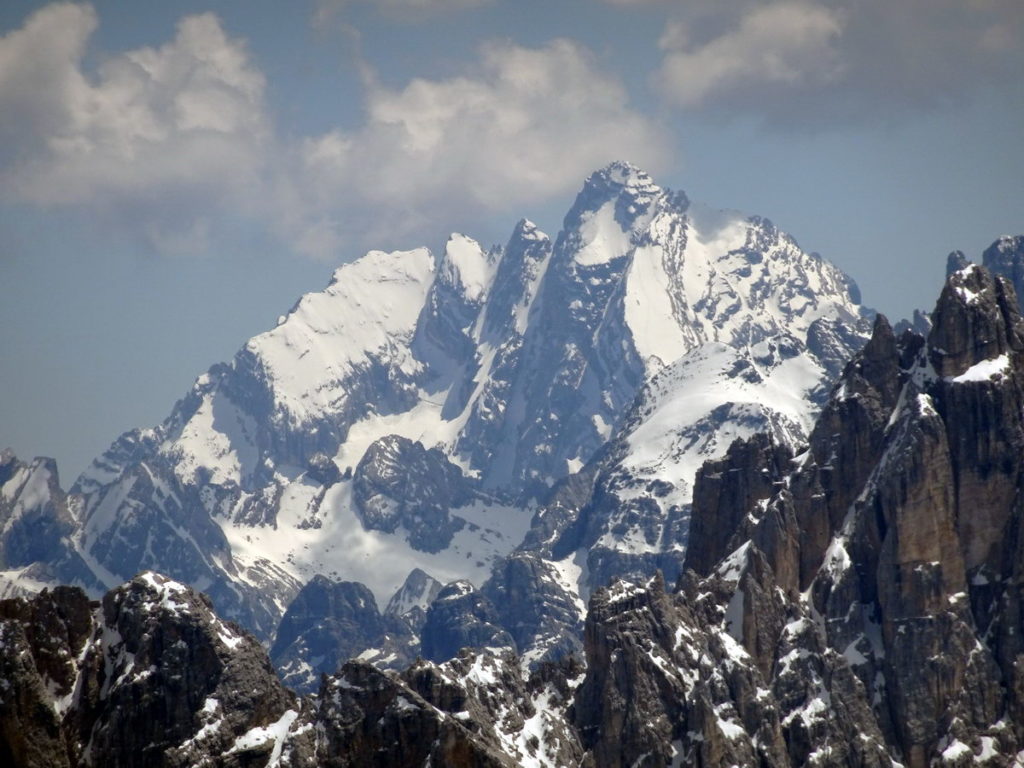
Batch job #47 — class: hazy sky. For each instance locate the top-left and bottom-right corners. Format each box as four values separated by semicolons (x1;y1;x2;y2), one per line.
2;0;1022;479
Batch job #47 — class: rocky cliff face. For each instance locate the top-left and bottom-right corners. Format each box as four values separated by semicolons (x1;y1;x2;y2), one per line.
352;435;474;553
270;575;418;695
567;260;1024;766
0;452;104;600
0;574;309;768
0;577;582;768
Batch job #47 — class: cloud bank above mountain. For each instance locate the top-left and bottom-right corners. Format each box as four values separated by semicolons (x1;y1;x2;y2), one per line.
0;3;667;257
2;0;1019;259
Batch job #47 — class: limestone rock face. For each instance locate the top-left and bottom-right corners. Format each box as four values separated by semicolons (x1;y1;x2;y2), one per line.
270;575;417;694
482;551;584;667
0;574;310;768
0;585;92;768
568;261;1024;767
0;452;104;598
982;235;1024;308
420;581;514;662
384;567;443;636
685;432;791;577
315;660;513;768
317;648;583;768
1;577;578;768
352;434;473;553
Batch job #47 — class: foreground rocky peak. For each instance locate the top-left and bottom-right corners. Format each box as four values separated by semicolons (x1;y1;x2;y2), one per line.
651;261;1024;765
0;574;306;768
1;577;583;767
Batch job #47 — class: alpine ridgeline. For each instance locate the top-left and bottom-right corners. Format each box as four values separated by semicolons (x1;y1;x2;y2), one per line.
1;163;871;686
5;255;1024;766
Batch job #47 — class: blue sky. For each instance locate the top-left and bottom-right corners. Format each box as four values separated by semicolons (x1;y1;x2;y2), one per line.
1;0;1022;478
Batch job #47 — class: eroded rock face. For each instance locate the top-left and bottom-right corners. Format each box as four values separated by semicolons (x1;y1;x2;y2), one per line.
568;263;1024;767
271;575;417;695
315;660;513;768
982;235;1024;309
352;435;473;553
0;586;92;768
420;581;514;662
317;648;584;768
1;577;579;768
0;453;104;599
686;432;792;577
0;574;310;768
384;567;442;637
482;551;584;668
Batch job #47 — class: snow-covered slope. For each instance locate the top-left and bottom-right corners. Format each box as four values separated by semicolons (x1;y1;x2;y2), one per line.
4;162;871;655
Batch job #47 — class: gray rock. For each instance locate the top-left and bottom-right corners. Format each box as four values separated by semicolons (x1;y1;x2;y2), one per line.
420;581;514;662
271;575;416;695
384;567;442;637
352;434;473;553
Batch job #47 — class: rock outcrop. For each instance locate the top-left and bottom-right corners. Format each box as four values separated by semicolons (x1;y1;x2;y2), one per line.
0;574;309;768
569;261;1024;766
0;577;581;768
271;575;418;694
420;581;515;662
352;435;473;553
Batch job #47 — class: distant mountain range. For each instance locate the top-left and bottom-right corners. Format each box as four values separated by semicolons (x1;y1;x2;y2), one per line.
3;162;1023;766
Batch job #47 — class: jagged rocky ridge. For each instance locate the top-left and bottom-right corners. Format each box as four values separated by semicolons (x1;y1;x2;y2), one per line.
567;258;1024;766
0;574;582;767
0;162;872;686
5;253;1024;766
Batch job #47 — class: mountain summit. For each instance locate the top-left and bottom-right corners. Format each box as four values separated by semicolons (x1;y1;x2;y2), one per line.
6;244;1024;767
1;163;871;676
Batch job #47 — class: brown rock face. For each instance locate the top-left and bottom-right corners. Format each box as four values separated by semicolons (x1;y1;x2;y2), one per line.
0;576;581;768
569;261;1024;766
0;574;309;768
0;586;93;768
317;649;583;768
686;433;792;577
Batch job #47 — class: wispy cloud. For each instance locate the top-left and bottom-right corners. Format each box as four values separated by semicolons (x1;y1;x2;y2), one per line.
0;4;669;260
656;2;844;108
649;0;1024;126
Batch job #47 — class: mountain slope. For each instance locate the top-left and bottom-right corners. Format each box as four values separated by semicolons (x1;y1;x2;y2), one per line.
1;163;870;667
571;260;1024;766
5;258;1024;766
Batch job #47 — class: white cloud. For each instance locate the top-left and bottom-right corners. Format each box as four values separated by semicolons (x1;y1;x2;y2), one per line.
282;38;670;258
0;5;669;261
656;2;844;107
0;3;269;251
650;0;1024;124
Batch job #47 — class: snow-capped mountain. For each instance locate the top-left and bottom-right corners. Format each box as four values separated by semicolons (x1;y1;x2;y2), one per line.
1;162;871;664
7;257;1024;766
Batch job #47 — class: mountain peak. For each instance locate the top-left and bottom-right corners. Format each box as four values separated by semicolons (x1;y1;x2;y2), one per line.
439;233;493;304
595;159;654;184
578;161;661;204
511;217;548;243
929;262;1024;378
